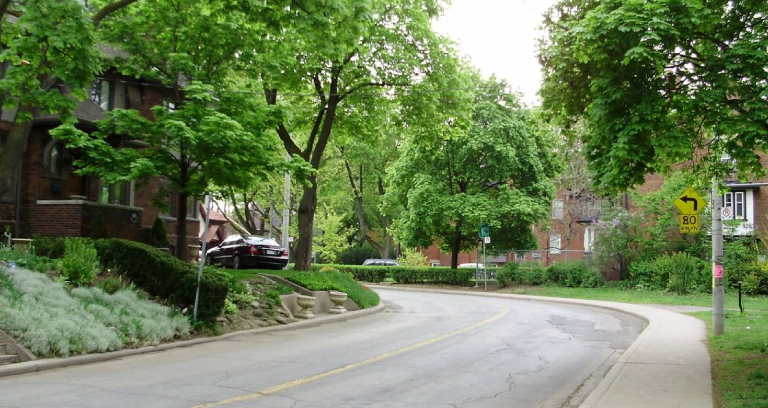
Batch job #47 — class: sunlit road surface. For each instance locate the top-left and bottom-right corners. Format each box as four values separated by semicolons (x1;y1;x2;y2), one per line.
0;288;643;408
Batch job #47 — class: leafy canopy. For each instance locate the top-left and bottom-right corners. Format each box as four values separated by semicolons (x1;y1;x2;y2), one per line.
540;0;768;192
387;74;557;258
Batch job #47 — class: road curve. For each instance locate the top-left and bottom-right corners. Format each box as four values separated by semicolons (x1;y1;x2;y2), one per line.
0;289;644;408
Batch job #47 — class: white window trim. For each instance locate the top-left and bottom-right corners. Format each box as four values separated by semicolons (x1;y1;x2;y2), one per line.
549;234;561;255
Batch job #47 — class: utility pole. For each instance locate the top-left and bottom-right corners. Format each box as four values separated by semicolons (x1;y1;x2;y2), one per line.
712;179;725;335
282;155;291;264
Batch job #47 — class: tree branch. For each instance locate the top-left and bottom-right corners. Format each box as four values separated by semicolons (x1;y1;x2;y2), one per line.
92;0;140;27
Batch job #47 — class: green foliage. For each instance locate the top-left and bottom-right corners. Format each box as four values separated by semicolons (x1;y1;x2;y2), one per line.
540;0;768;192
30;236;66;259
546;260;605;288
397;248;429;267
390;267;474;286
0;265;190;357
58;238;99;287
312;206;349;264
96;276;126;295
518;262;547;286
653;253;708;295
312;264;389;283
497;262;521;287
0;246;52;273
147;217;169;248
387;73;556;265
270;269;379;309
335;244;381;266
94;239;229;323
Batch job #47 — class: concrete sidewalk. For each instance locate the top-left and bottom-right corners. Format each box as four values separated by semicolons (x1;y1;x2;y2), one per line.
373;286;713;408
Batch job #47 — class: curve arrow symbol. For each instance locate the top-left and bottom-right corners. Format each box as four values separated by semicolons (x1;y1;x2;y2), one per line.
680;195;698;212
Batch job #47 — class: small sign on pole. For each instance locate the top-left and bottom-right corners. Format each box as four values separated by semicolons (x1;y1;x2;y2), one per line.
479;223;489;238
484;236;491;244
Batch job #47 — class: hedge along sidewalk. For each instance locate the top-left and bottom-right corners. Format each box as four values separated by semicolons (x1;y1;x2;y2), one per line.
0;301;387;379
371;285;713;408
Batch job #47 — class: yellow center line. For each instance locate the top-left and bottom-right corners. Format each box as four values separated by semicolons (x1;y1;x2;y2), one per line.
189;304;509;408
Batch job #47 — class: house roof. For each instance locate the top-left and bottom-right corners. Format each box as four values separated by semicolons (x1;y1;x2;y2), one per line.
34;98;106;125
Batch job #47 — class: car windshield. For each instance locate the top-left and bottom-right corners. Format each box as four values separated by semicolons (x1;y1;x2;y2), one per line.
244;237;279;246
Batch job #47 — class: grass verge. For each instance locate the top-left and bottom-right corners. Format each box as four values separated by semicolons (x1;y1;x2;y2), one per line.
224;268;380;309
505;285;768;408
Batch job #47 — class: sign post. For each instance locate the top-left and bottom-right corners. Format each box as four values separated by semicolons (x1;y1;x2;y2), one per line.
479;224;489;290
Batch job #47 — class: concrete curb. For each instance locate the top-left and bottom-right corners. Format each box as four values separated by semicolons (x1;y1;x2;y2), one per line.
370;285;713;408
0;302;387;379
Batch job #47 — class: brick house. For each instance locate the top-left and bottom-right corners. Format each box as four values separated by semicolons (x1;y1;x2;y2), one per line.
535;161;768;275
0;70;200;258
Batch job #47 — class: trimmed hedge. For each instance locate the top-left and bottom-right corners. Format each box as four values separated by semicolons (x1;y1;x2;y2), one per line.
390;267;474;285
312;264;389;283
94;239;229;323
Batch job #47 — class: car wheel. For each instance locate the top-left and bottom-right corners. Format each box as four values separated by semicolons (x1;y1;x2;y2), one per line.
233;255;241;270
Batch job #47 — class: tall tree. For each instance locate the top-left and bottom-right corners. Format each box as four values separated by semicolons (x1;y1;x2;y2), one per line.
386;75;557;268
0;0;135;199
57;0;282;261
253;0;454;270
539;0;768;192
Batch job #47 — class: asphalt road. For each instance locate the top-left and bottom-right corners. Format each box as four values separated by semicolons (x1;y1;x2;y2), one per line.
0;289;643;408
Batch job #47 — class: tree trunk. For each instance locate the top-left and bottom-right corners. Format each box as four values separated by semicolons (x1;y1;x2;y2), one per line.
0;106;36;199
176;192;189;262
450;221;462;269
293;175;318;270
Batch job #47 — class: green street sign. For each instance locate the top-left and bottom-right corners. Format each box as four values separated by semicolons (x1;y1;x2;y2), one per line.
479;223;489;238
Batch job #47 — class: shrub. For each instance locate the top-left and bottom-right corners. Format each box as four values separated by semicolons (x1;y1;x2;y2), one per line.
147;217;169;248
335;244;381;265
0;246;52;273
58;238;100;286
546;260;605;288
311;264;389;283
96;276;126;295
397;248;430;267
627;260;655;288
650;252;708;294
30;236;66;259
0;266;189;357
94;239;229;323
519;262;546;285
390;267;473;286
497;262;521;287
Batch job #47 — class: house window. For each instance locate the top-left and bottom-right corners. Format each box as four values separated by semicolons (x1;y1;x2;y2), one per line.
99;181;131;206
552;199;564;219
164;193;199;219
42;140;69;178
722;191;746;220
90;79;113;111
584;226;595;253
549;234;561;254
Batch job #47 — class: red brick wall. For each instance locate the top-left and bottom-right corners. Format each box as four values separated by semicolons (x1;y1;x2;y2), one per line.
25;201;143;240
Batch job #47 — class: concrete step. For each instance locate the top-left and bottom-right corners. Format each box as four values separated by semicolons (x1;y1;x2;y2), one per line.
0;354;19;365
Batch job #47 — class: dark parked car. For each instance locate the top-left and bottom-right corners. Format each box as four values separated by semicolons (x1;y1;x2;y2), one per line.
205;234;288;270
362;259;399;266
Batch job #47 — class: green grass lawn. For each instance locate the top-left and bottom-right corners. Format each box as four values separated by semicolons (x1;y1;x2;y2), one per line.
224;268;380;309
507;285;768;408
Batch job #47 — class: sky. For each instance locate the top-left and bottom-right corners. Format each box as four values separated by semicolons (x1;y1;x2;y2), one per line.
432;0;559;106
